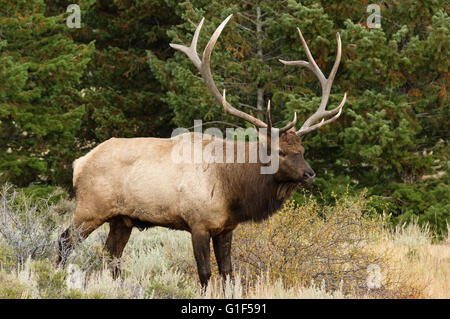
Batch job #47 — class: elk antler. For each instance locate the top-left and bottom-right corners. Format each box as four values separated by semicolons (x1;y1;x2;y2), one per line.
280;28;347;137
170;15;297;134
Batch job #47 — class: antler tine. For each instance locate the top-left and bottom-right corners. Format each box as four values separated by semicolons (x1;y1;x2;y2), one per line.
222;89;227;112
266;100;298;134
169;18;205;70
294;93;346;136
279;112;297;134
279;29;347;137
170;15;267;129
266;100;272;131
327;32;342;92
279;28;326;86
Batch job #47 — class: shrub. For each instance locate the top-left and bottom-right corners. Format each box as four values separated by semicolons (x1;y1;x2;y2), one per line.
145;280;195;299
0;271;28;299
32;259;67;299
53;197;76;217
0;184;60;266
233;191;388;296
0;241;15;272
64;288;85;299
67;238;110;275
20;185;68;205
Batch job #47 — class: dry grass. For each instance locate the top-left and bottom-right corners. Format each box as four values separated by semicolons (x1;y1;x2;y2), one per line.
374;222;450;299
0;224;449;299
0;184;448;299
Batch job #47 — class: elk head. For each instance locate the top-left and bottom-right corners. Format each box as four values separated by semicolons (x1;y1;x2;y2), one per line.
170;15;347;186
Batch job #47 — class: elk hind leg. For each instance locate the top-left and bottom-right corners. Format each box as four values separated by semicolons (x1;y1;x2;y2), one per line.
104;216;133;280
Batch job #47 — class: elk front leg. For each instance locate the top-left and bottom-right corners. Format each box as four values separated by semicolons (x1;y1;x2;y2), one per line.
191;229;211;289
213;231;233;281
56;218;105;267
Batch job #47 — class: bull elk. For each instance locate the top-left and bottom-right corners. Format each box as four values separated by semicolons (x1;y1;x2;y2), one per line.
56;14;347;288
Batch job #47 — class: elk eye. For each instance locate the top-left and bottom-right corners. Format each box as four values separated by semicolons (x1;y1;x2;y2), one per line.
279;151;286;157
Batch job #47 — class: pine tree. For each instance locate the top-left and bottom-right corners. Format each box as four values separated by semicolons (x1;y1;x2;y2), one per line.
1;0;446;234
151;0;323;129
46;0;181;143
151;0;449;234
0;0;94;187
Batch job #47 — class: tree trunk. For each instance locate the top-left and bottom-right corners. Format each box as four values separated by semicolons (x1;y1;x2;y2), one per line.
256;5;264;120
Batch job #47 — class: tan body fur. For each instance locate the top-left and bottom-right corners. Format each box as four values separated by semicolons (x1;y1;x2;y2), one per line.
57;15;346;288
72;133;238;236
57;130;307;286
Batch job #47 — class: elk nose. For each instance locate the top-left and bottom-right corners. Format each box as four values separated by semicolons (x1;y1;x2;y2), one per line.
303;169;316;183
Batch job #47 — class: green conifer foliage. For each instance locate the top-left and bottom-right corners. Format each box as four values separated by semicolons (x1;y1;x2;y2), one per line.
56;0;181;142
0;1;447;234
0;0;94;187
153;1;449;234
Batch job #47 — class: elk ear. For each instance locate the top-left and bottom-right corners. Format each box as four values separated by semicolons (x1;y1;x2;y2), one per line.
287;126;296;134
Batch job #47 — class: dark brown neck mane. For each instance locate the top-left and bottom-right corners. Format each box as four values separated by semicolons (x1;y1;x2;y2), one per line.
216;140;298;223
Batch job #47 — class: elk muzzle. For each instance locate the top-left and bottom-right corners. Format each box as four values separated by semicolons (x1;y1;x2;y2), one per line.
301;167;316;185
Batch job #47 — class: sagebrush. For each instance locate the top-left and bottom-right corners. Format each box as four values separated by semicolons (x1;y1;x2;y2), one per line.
0;184;447;299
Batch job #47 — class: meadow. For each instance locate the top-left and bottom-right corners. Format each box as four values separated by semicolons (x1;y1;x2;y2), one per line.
0;184;448;299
